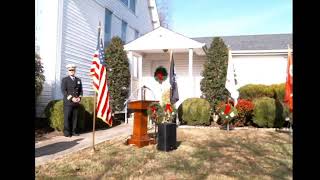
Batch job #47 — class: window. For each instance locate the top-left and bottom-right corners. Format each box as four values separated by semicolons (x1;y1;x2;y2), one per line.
134;30;139;39
120;0;136;14
104;9;112;46
129;0;136;13
121;20;127;43
121;0;128;6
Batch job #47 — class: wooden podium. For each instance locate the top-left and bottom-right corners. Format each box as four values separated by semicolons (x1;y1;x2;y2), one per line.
127;100;157;148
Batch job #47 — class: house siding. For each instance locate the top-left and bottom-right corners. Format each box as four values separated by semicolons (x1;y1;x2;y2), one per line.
36;0;154;117
232;54;287;87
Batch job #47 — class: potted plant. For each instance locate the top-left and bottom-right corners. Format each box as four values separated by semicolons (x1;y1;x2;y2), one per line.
147;102;177;149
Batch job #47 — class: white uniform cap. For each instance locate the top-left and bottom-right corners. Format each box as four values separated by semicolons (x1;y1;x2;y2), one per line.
66;64;76;70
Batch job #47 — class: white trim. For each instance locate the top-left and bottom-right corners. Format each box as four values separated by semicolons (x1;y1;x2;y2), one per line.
189;48;193;96
148;0;160;28
231;49;291;56
124;27;205;53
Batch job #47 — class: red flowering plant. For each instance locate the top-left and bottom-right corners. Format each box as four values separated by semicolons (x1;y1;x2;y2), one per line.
154;66;168;84
235;99;254;127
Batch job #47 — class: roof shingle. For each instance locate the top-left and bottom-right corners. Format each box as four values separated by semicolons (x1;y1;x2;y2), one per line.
192;34;292;50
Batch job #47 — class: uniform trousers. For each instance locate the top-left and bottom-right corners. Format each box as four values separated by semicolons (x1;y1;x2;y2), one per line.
63;104;79;136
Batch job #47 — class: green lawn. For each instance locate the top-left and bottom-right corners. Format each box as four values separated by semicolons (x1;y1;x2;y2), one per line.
36;128;292;180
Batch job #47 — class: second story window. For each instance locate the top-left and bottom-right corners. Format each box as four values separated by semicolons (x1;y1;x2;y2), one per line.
121;20;127;43
129;0;136;13
121;0;128;6
134;30;139;39
104;9;112;46
120;0;136;14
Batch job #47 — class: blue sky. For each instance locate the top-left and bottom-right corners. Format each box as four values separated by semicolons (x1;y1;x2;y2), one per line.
158;0;292;37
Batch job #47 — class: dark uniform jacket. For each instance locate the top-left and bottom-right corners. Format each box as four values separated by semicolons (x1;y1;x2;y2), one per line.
61;76;83;106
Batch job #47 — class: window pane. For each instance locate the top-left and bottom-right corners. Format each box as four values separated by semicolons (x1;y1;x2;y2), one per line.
129;0;136;13
121;0;128;6
104;9;112;46
135;30;139;39
121;20;127;43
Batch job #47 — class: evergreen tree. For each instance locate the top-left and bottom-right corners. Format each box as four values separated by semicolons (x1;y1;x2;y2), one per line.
35;52;45;98
105;37;131;112
200;37;229;111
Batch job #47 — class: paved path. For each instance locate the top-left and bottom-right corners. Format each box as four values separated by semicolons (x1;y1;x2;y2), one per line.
35;123;133;166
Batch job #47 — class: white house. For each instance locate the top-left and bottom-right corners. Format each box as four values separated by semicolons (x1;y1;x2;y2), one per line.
35;0;160;117
124;27;292;107
36;0;292;118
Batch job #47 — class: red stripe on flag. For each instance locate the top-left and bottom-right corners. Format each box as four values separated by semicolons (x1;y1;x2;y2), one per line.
101;91;109;117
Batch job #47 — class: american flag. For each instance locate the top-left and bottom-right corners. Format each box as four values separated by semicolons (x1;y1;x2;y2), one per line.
90;28;112;126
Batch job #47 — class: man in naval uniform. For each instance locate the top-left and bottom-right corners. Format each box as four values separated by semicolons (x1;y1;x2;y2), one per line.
61;64;83;137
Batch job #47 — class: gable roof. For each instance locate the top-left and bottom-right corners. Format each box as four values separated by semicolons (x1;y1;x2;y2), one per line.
124;27;206;55
192;34;292;50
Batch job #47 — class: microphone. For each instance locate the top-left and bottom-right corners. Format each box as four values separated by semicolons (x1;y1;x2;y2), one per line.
142;85;151;91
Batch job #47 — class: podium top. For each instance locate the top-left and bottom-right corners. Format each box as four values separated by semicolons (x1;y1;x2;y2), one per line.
128;100;159;110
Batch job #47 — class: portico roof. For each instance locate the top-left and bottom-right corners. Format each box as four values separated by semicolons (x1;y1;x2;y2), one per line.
124;27;206;55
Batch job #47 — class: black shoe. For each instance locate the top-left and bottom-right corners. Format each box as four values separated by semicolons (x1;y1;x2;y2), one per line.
72;133;80;136
64;134;71;137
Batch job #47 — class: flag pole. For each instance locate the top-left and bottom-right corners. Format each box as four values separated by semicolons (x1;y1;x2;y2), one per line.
287;44;293;136
92;92;97;152
92;21;102;152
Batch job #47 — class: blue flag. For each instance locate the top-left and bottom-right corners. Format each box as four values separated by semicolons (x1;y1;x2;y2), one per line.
170;53;179;104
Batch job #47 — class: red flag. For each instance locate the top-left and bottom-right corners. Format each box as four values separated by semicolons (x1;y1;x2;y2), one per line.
284;47;293;112
90;27;112;126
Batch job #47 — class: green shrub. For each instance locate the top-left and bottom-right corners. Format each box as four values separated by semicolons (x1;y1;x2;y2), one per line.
252;97;286;128
44;100;63;131
239;83;285;101
269;84;285;102
44;97;110;132
178;98;211;126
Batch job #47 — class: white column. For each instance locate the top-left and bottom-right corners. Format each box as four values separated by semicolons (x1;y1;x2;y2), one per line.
128;51;133;98
138;55;143;99
189;48;193;96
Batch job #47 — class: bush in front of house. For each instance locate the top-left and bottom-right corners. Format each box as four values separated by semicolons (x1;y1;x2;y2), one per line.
235;99;255;127
269;83;286;102
239;83;285;101
178;98;211;126
252;97;286;128
44;97;110;132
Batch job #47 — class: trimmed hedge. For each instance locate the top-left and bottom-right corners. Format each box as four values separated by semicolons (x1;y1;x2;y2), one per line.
252;97;288;128
178;98;211;126
239;83;285;102
44;97;110;132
